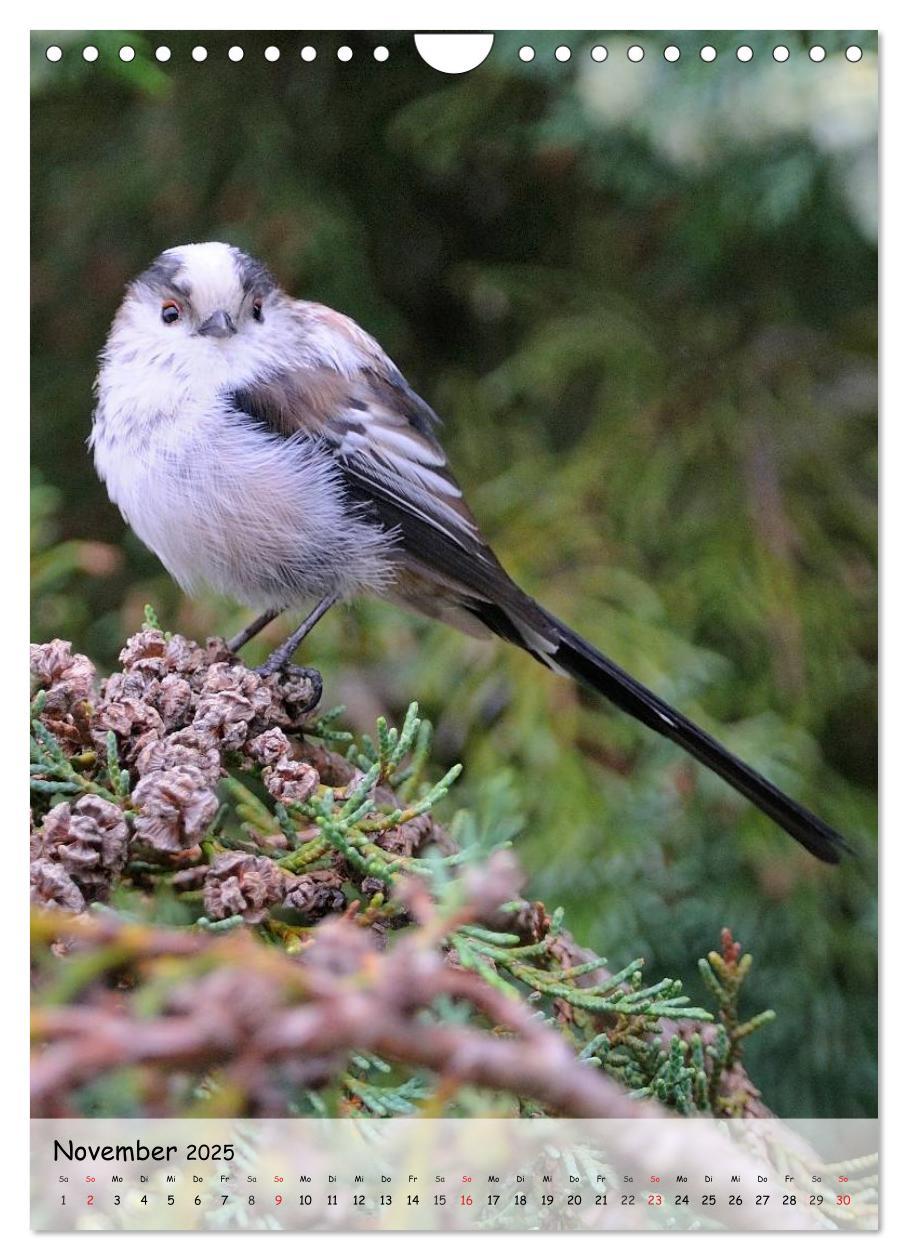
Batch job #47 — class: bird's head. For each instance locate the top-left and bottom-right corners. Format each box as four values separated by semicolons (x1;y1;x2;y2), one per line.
120;241;280;360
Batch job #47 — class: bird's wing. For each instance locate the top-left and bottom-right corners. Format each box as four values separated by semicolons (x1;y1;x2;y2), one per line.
225;305;545;635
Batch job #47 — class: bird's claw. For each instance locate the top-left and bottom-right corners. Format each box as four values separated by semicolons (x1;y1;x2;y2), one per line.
254;662;323;717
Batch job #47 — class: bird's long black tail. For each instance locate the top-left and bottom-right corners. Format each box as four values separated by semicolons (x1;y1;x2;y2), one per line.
481;597;850;864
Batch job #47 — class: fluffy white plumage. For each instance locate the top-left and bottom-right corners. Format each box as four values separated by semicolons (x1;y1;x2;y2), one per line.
92;243;396;608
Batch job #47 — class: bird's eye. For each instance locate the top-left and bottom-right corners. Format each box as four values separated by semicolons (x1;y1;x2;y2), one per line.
161;301;181;325
252;297;264;323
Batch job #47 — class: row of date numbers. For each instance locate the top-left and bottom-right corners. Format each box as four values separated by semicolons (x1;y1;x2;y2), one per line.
61;1191;853;1209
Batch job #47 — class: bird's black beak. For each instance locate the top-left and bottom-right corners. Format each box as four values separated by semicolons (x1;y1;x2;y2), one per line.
198;310;237;339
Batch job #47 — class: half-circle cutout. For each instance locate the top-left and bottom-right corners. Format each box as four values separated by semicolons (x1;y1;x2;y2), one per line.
414;33;494;74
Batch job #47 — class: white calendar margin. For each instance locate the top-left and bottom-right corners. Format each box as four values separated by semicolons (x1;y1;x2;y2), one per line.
9;2;893;1253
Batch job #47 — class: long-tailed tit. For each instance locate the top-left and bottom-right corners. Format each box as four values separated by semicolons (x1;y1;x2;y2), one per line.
92;242;850;863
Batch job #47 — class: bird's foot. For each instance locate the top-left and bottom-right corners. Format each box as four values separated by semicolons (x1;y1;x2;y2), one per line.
254;662;323;717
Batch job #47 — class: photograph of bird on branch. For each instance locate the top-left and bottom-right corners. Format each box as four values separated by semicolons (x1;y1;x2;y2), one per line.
31;30;877;1128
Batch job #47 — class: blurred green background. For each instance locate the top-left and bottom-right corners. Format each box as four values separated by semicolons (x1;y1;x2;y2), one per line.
31;30;877;1116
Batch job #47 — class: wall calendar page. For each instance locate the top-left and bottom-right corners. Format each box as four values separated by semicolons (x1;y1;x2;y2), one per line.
30;25;879;1235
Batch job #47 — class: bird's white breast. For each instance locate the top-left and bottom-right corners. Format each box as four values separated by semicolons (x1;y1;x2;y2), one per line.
91;329;393;611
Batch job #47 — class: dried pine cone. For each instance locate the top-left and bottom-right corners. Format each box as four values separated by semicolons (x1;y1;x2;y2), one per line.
118;629;206;677
30;859;86;913
118;629;170;672
146;674;194;729
193;690;257;749
263;755;319;806
193;663;273;748
132;765;218;855
200;662;273;707
100;668;191;737
283;869;346;920
39;796;129;900
159;633;210;677
134;726;222;786
30;640;95;712
166;635;209;678
376;813;443;858
91;693;165;757
203;852;290;923
30;641;96;755
245;727;292;766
